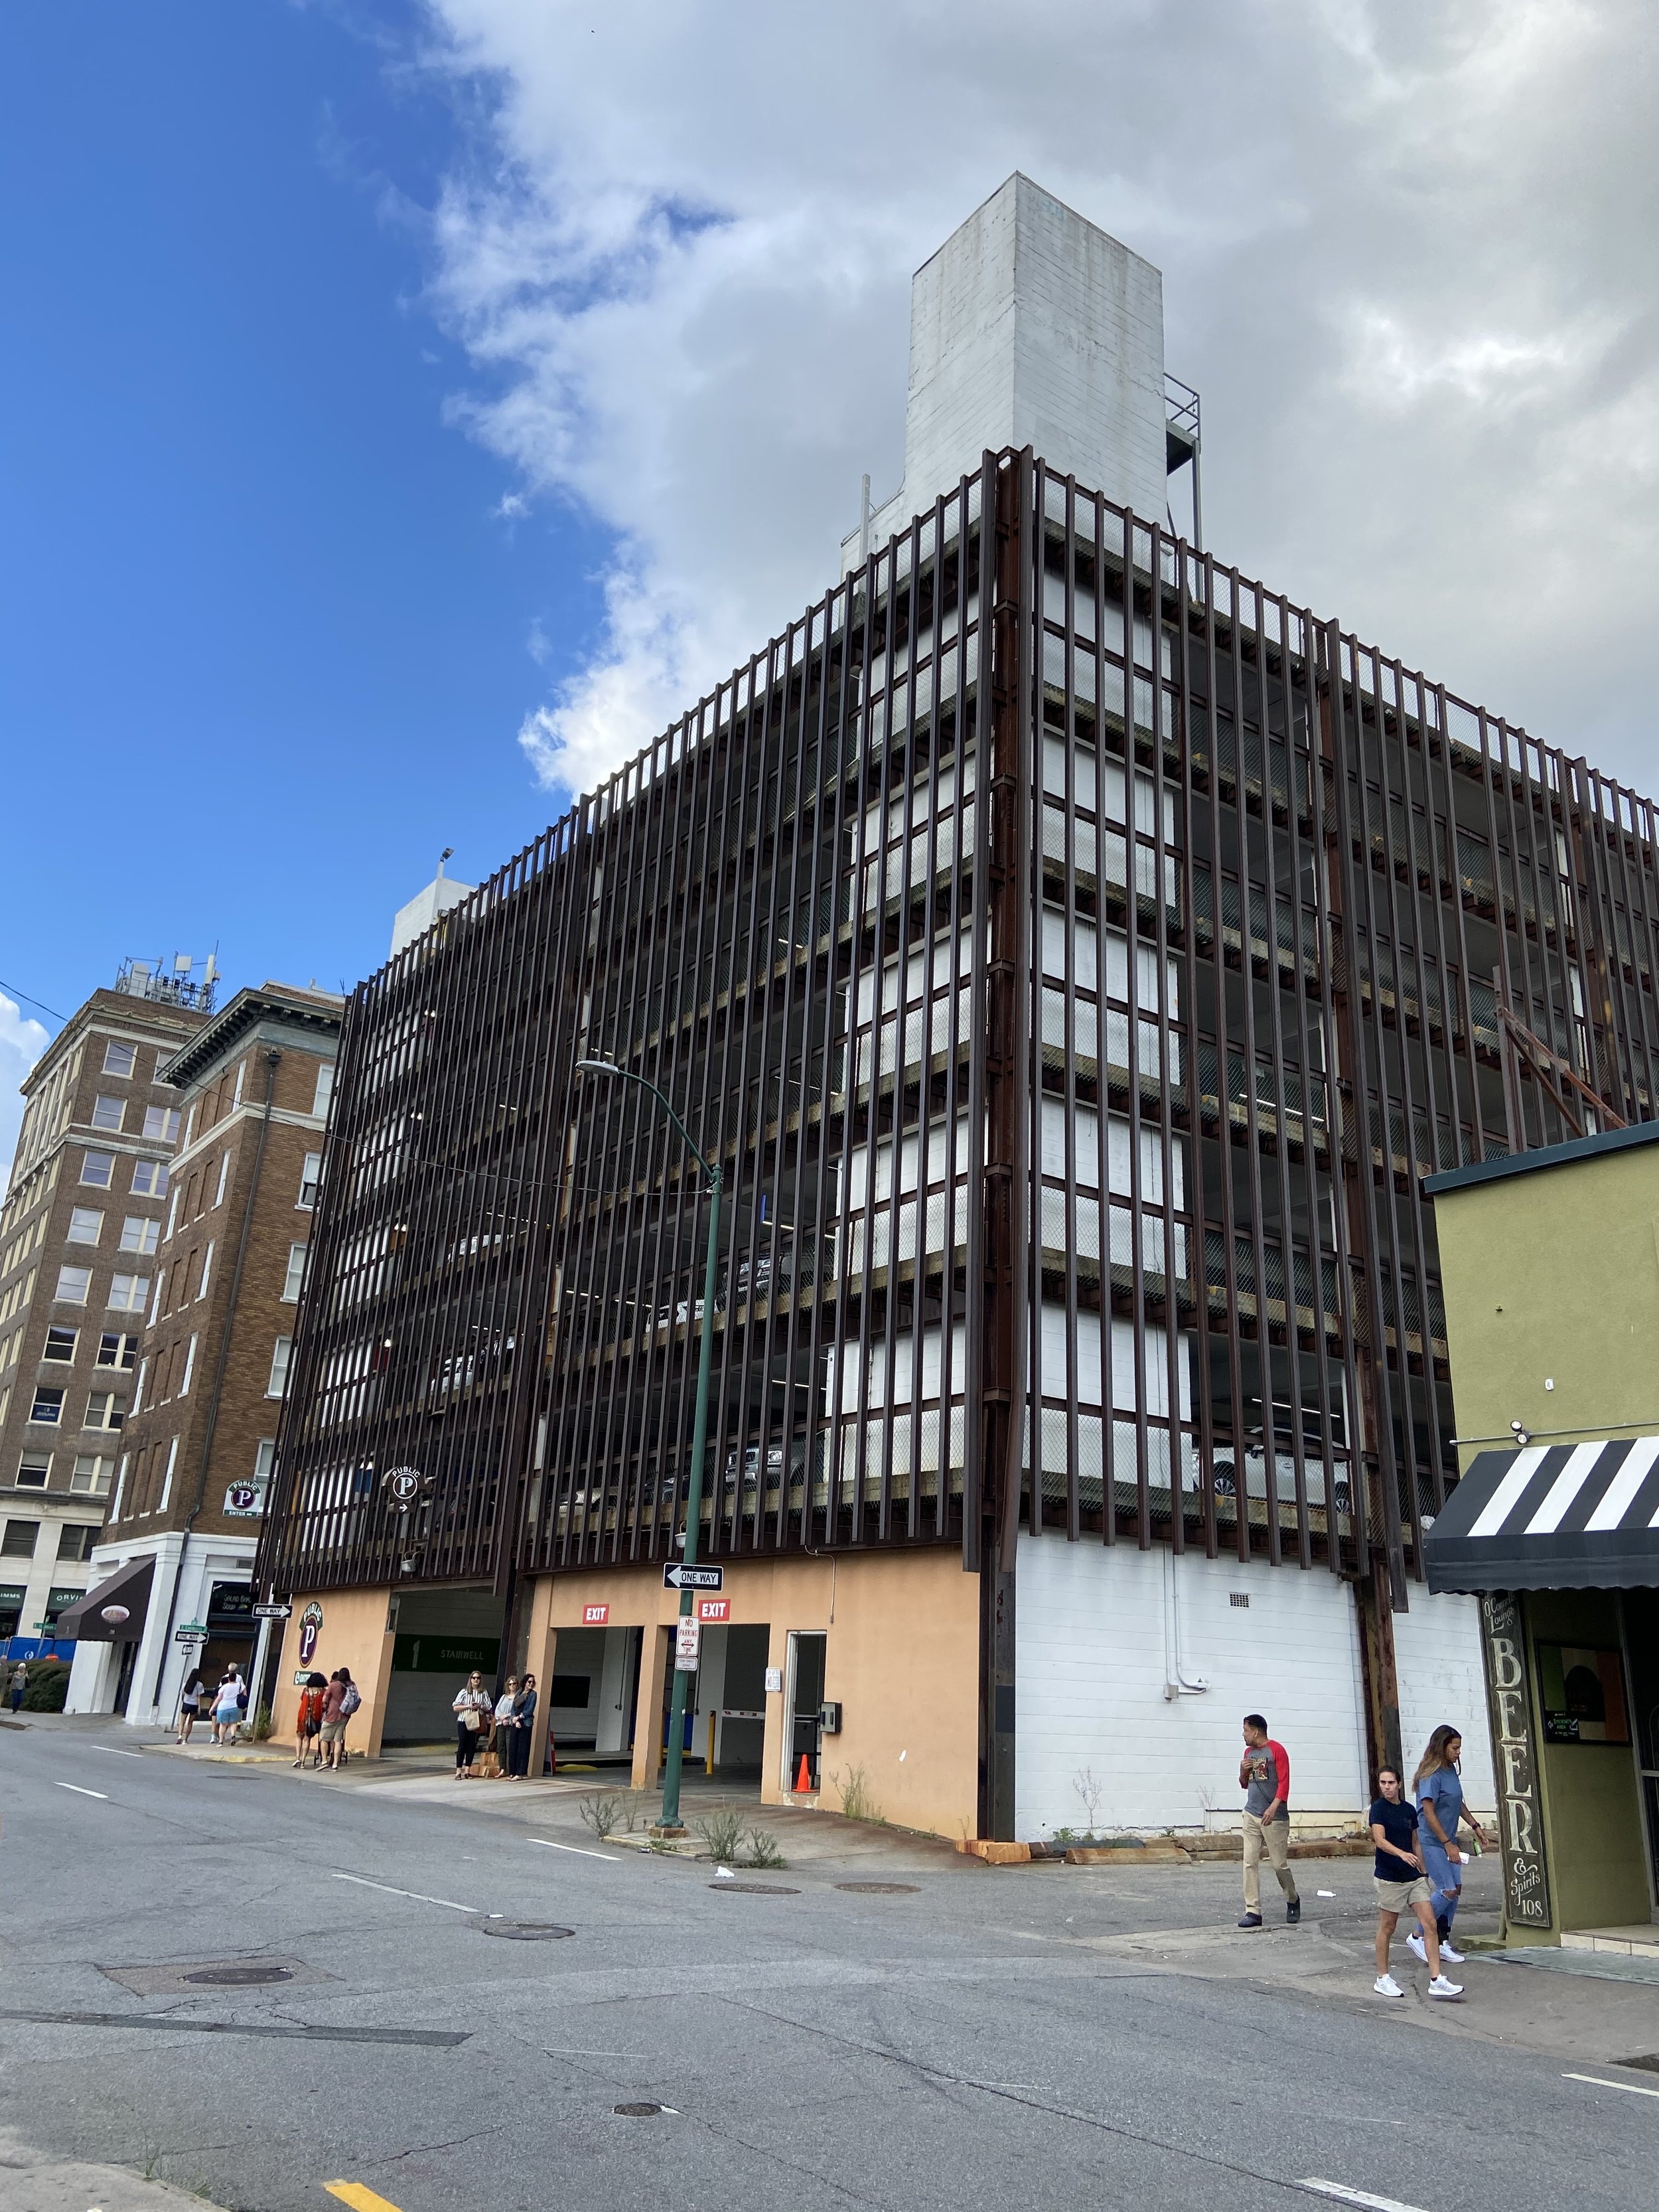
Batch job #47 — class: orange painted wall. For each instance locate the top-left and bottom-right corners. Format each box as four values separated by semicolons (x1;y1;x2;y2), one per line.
270;1585;395;1757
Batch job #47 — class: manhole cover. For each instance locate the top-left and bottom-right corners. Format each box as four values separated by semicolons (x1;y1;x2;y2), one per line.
614;2102;666;2117
709;1881;799;1895
183;1966;295;1987
834;1881;918;1894
1618;2053;1659;2075
475;1921;574;1941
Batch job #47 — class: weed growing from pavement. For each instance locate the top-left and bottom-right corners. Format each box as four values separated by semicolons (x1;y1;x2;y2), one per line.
579;1793;622;1840
830;1763;883;1823
695;1807;747;1861
1073;1765;1106;1832
741;1827;786;1868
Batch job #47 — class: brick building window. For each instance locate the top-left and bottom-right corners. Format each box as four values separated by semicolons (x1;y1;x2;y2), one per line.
1;1520;40;1556
70;1455;109;1495
281;1244;307;1301
131;1159;168;1197
55;1266;92;1304
68;1208;104;1246
297;1153;322;1209
198;1241;215;1299
108;1274;149;1313
58;1523;100;1562
29;1388;64;1426
80;1151;115;1188
102;1043;137;1078
91;1096;125;1132
84;1391;125;1432
143;1106;181;1143
119;1217;159;1256
44;1327;78;1363
214;1153;231;1207
96;1331;138;1370
313;1063;334;1120
267;1338;292;1398
15;1458;49;1492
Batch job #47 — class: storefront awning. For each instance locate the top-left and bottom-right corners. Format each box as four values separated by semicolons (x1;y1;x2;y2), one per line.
1424;1438;1659;1593
53;1556;155;1643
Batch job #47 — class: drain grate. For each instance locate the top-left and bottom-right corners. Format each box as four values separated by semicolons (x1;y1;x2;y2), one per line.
476;1921;573;1941
1618;2053;1659;2075
614;2102;666;2117
183;1966;295;1987
710;1881;798;1895
835;1881;918;1895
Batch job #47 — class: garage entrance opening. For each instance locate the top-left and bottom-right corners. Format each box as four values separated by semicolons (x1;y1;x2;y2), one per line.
786;1630;826;1791
656;1622;770;1795
546;1623;641;1767
382;1587;506;1745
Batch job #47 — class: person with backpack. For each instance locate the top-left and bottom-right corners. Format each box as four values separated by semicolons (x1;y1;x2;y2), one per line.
317;1668;353;1771
332;1667;362;1764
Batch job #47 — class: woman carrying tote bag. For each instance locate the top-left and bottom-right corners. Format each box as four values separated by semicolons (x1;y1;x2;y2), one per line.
453;1670;492;1777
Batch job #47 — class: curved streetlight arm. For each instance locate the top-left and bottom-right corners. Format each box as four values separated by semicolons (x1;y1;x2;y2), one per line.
573;1055;721;1832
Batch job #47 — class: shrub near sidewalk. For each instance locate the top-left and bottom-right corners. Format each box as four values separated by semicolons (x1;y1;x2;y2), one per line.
20;1661;70;1713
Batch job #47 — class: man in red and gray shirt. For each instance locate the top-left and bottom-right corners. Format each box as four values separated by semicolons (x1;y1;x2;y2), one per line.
1238;1712;1301;1927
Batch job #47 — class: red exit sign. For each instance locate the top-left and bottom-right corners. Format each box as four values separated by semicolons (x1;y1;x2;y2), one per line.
582;1603;610;1625
697;1598;730;1623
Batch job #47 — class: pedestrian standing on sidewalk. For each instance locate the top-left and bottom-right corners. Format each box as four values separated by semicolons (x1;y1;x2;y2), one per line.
453;1669;491;1777
177;1668;204;1745
1370;1765;1463;2000
293;1673;326;1768
212;1668;244;1747
506;1672;537;1779
333;1668;361;1766
9;1660;29;1712
1237;1713;1300;1928
317;1670;348;1771
1409;1725;1492;1968
488;1676;518;1779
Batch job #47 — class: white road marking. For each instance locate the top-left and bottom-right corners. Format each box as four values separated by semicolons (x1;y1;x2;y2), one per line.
530;1838;620;1863
1299;2183;1431;2212
88;1746;144;1758
1563;2071;1659;2101
54;1783;109;1800
328;1872;476;1913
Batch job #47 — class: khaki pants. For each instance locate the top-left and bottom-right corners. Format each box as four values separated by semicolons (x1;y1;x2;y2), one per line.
1242;1811;1298;1912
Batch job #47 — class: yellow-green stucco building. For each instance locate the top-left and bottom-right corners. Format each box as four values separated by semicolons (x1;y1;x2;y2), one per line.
1425;1121;1659;1950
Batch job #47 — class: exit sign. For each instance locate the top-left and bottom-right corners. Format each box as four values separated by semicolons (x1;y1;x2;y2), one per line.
582;1603;610;1625
697;1598;730;1623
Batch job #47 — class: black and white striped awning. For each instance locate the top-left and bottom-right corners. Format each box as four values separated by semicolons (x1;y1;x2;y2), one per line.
1423;1438;1659;1593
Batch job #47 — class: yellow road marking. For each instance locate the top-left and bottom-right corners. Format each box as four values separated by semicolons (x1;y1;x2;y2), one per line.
325;2183;407;2211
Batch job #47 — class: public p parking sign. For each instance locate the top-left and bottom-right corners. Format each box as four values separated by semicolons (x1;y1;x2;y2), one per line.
297;1601;323;1667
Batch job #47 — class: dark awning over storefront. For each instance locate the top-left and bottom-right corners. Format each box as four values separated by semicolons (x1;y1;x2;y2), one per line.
1425;1438;1659;1593
54;1556;155;1643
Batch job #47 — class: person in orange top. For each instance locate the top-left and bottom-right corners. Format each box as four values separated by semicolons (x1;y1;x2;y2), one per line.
293;1672;326;1770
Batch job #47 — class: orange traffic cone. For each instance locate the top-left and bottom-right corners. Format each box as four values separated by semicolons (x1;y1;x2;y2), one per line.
794;1752;813;1793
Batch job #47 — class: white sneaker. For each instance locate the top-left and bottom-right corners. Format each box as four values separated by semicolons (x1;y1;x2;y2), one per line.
1438;1939;1465;1964
1428;1974;1463;1999
1406;1929;1427;1962
1374;1974;1404;1998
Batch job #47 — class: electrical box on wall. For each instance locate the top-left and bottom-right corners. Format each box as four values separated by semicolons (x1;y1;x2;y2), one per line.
820;1700;843;1735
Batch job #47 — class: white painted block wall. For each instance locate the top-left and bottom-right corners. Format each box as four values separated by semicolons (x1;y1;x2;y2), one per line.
1392;1587;1496;1814
1015;1533;1368;1838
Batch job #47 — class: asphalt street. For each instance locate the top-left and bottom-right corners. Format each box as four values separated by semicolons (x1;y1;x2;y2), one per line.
2;1718;1656;2212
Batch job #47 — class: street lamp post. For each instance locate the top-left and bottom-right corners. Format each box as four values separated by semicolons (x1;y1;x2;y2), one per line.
574;1058;721;1833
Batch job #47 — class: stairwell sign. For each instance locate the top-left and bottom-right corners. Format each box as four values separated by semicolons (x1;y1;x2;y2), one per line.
663;1564;723;1591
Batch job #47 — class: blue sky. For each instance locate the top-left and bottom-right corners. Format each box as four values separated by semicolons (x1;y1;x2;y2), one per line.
4;3;1654;1184
1;1;604;1041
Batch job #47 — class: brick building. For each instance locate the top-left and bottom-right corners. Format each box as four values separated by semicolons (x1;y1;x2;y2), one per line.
64;982;342;1722
0;964;208;1664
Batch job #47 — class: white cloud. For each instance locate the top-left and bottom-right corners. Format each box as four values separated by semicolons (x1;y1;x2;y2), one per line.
0;994;50;1199
415;0;1659;800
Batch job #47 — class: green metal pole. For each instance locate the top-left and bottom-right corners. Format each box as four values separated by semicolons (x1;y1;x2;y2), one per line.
659;1161;721;1832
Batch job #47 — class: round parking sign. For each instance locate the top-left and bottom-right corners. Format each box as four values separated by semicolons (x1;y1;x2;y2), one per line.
384;1466;422;1506
297;1600;323;1667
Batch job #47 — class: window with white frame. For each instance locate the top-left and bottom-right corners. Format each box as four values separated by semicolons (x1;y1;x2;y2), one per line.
91;1096;125;1132
131;1159;168;1197
16;1455;50;1491
179;1337;196;1395
80;1151;115;1189
267;1337;292;1398
281;1243;307;1301
182;1101;198;1148
197;1240;214;1299
312;1062;335;1120
214;1153;230;1207
147;1271;165;1325
84;1390;125;1432
108;1273;149;1313
68;1207;104;1246
297;1153;322;1209
55;1266;92;1304
119;1216;159;1256
233;1061;246;1108
102;1042;137;1078
157;1434;179;1512
70;1453;111;1495
44;1326;78;1363
254;1438;276;1481
163;1189;180;1242
109;1452;129;1516
96;1331;137;1369
28;1386;63;1424
143;1106;181;1143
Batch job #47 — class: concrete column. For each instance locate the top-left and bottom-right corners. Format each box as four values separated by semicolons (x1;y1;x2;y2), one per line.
630;1624;670;1792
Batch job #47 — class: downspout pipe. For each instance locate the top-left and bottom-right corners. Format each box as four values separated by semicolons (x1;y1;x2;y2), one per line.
147;1048;283;1716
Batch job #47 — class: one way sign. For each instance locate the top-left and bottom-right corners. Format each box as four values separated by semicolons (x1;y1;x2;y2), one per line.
662;1562;724;1591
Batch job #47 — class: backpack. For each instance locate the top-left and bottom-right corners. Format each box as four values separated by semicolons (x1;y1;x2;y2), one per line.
340;1682;362;1718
